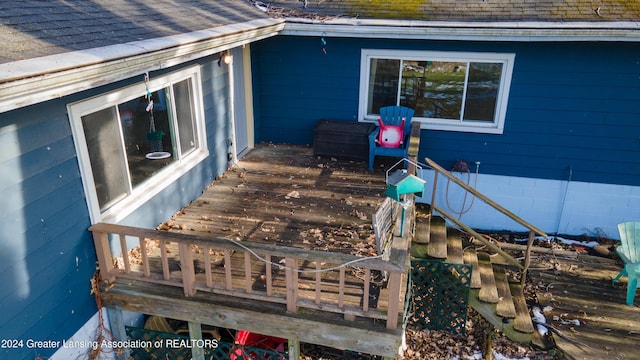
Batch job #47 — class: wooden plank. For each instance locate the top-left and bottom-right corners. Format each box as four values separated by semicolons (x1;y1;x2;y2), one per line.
106;307;130;360
385;271;402;329
315;261;321;305
160;241;170;281
244;252;252;293
92;230;115;282
427;216;447;259
140;238;150;277
445;228;463;264
224;250;232;291
339;266;345;309
179;242;196;296
285;258;298;313
362;268;370;312
288;337;300;360
531;256;640;360
463;247;482;289
203;246;213;287
413;211;430;244
467;289;533;344
188;322;205;360
494;265;517;318
119;234;131;274
511;282;535;333
373;197;395;255
265;254;273;296
100;279;403;358
91;222;404;272
477;252;499;303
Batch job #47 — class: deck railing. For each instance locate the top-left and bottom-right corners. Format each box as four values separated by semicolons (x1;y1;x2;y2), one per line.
90;221;410;330
423;157;548;284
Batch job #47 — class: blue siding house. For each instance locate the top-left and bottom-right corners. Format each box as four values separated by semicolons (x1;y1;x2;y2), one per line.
0;0;639;359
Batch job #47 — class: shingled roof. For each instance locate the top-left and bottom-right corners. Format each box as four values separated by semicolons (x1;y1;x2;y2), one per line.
0;0;271;64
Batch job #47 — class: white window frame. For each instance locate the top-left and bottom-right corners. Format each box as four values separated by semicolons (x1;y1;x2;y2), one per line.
358;49;515;134
67;66;208;224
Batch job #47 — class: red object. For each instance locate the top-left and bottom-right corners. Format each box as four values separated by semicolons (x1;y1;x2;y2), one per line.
377;118;405;148
230;330;286;359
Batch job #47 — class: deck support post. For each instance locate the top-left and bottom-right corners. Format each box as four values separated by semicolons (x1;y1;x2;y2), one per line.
106;307;130;360
288;337;300;360
188;322;205;360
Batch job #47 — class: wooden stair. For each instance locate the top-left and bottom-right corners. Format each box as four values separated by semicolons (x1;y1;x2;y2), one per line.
411;208;538;344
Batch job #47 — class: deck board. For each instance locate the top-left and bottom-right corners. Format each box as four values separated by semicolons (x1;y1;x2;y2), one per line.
530;254;640;360
102;145;409;356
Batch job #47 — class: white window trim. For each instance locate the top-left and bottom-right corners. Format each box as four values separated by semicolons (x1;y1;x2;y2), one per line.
358;49;515;134
67;66;209;224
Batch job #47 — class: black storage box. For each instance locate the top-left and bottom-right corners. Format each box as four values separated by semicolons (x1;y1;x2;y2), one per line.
313;120;376;161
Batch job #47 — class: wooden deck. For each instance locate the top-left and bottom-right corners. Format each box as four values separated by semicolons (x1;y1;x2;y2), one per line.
94;144;411;358
157;143;388;251
529;253;640;360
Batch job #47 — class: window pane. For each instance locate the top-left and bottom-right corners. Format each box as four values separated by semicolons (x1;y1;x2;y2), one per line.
173;79;198;156
404;60;466;119
81;107;128;210
463;62;503;122
118;89;175;187
367;58;400;114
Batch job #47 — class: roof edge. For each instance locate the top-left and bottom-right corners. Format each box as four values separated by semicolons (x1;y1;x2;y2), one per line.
281;18;640;42
0;18;284;113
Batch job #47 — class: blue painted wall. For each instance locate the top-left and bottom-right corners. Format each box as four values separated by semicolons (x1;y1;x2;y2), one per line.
251;36;640;186
0;55;232;359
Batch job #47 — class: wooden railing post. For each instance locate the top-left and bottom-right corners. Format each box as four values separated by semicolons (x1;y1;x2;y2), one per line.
179;242;196;296
429;170;439;218
385;271;403;330
285;258;298;313
91;230;115;283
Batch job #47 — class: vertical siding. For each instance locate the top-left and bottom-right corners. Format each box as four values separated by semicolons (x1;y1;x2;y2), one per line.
251;36;640;186
0;55;233;359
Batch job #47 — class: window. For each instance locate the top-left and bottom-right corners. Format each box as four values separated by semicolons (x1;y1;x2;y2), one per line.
359;50;515;134
68;67;208;222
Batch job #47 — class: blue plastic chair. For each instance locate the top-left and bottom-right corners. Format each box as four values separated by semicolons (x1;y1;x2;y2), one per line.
612;221;640;306
368;106;415;170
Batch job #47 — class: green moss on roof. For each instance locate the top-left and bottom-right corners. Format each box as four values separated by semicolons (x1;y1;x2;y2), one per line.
277;0;640;22
346;0;431;20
